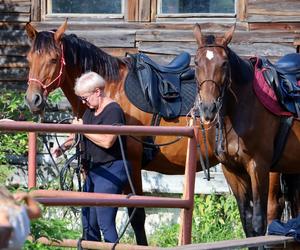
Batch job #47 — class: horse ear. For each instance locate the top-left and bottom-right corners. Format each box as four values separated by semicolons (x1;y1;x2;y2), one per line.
193;23;204;46
54;19;68;43
222;23;236;45
25;22;38;41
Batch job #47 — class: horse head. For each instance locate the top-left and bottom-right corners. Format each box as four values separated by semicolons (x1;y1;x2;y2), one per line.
193;23;235;123
24;20;67;115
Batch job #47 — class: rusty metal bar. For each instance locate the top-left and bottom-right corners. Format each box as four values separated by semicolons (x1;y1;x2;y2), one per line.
31;237;160;250
0;121;194;137
179;132;197;245
30;190;190;208
28;132;37;188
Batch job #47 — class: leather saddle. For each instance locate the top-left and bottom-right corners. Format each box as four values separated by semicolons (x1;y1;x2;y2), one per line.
125;52;195;119
261;53;300;117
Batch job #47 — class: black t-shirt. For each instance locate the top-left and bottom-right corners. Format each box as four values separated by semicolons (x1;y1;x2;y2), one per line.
82;102;126;164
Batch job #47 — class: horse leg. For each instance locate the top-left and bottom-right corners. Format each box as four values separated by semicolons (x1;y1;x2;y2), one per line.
248;159;269;236
267;172;284;223
124;171;148;245
221;164;254;237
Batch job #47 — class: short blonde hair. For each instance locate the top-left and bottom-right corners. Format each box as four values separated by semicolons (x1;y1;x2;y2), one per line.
74;71;106;96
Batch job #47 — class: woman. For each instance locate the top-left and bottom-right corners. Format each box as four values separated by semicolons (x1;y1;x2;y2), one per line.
53;71;130;243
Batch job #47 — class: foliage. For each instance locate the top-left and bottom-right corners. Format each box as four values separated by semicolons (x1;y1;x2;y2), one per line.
149;193;244;247
48;89;64;106
0;89;33;165
24;208;81;250
0;88;64;165
192;193;244;242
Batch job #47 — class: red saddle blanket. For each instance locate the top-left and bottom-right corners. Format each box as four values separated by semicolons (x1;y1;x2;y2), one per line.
252;57;293;116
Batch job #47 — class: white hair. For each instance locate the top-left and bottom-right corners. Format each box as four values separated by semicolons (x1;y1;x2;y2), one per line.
74;71;106;95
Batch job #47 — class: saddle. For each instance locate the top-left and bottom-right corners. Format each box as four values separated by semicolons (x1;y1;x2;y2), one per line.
125;52;195;119
261;53;300;118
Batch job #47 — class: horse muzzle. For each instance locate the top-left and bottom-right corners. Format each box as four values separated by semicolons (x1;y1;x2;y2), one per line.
24;92;46;114
199;102;217;123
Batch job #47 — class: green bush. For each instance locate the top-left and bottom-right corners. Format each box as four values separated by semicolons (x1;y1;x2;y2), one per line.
24;209;81;250
0;89;32;165
150;193;244;247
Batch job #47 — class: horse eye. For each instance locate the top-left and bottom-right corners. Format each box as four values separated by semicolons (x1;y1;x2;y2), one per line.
50;58;58;64
222;61;229;69
194;60;199;66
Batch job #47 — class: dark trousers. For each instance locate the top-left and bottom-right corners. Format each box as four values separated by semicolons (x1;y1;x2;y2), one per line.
82;160;130;243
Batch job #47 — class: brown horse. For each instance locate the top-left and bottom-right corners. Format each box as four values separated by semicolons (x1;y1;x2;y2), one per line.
24;20;220;245
193;23;300;237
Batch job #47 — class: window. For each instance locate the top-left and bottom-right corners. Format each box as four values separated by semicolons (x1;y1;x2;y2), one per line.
46;0;124;16
158;0;235;16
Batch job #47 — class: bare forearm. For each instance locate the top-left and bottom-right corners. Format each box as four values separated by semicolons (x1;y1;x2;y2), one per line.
83;133;117;149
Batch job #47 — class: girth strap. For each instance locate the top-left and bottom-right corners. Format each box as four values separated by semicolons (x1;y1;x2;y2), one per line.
271;116;294;169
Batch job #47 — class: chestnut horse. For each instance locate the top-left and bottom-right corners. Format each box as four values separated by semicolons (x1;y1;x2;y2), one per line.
24;21;220;245
193;23;300;237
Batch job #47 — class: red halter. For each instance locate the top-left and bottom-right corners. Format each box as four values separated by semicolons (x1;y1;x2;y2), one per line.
27;43;66;96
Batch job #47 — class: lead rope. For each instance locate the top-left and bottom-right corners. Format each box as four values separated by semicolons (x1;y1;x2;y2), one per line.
191;96;211;180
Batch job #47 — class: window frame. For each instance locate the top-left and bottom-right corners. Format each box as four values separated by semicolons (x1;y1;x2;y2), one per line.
42;0;126;20
156;0;237;19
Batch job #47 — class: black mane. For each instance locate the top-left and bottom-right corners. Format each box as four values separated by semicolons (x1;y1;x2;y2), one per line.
227;47;254;85
32;31;123;82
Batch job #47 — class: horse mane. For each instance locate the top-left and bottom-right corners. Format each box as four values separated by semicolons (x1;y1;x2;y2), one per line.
227;47;254;85
32;31;124;82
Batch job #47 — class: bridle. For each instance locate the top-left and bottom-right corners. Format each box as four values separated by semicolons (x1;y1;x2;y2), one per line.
195;44;230;115
27;43;66;96
193;44;231;166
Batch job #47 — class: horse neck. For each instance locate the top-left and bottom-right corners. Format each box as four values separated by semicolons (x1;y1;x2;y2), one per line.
225;54;256;121
62;36;126;83
61;69;85;117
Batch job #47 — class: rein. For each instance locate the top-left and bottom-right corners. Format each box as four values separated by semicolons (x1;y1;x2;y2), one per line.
28;43;66;96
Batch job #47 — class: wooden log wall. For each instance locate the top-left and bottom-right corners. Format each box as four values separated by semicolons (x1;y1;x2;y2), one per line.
1;0;300;90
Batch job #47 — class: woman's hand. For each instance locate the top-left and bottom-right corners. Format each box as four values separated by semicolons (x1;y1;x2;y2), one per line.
72;117;83;125
51;145;65;158
13;192;28;202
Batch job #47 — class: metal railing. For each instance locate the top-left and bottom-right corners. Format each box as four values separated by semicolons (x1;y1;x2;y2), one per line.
0;121;197;246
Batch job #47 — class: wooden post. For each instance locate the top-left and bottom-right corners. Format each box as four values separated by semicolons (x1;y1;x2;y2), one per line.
31;0;41;22
294;37;300;53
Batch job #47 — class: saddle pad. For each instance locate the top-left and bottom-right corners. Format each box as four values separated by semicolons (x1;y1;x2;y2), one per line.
252;58;292;117
125;65;197;118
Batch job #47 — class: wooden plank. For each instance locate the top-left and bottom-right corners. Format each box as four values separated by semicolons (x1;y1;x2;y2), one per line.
0;13;30;22
32;21;247;31
31;0;41;22
150;0;157;22
65;30;136;48
167;236;295;250
249;22;300;31
137;41;295;59
0;56;28;67
126;0;139;21
248;0;300;14
247;15;300;22
0;30;30;46
236;0;247;21
139;0;151;22
0;67;28;81
0;45;29;56
136;30;295;44
101;47;138;57
0;3;31;13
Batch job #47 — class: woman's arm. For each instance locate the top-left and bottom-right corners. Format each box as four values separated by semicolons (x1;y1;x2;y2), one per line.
73;118;118;149
83;133;117;149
